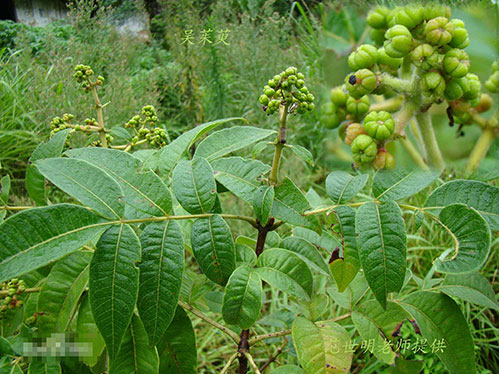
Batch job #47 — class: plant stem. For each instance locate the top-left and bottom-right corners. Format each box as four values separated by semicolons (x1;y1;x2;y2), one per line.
178;300;240;343
269;104;289;185
465;126;497;174
259;339;288;372
238;329;250;373
399;137;429;169
415;111;445;170
0;205;32;211
220;352;239;374
244;352;262;374
379;73;412;94
394;99;417;136
91;85;108;148
0;287;41;298
369;96;404;113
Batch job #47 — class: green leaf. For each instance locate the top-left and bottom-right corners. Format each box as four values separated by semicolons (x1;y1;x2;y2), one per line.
356;201;407;309
325;171;369;204
28;362;61;374
191;215;236;286
0;204;109;282
172;158;217;214
252;186;274;226
439;273;499;311
235;243;257;266
293;227;340;251
36;158;125;219
256;248;313;300
36;251;92;335
272;365;305;374
89;224;140;359
424;180;499;231
0;175;10;204
292;317;352;374
280;236;329;276
272;177;319;231
156;117;246;174
138;220;184;346
77;293;105;367
330;206;360;292
66;148;172;218
194;126;275;161
3;363;23;374
157;306;197;374
212;157;270;202
390;357;424;374
351;311;396;364
287;144;314;166
373;169;440;202
399;291;476;374
26;129;71;206
433;204;491;273
354;300;409;339
222;264;262;329
109;314;159;374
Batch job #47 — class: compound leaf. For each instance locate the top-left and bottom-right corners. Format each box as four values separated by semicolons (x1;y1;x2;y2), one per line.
172;158;217;214
399;291;476;374
433;204;491;274
326;171;368;204
138;220;184;346
373;169;439;202
292;317;352;374
256;248;313;300
109;314;159;374
36;157;125;219
222;264;262;329
425;180;499;231
89;224;140;359
356;201;406;309
0;204;109;282
195;126;275;161
191;215;235;286
157;306;197;374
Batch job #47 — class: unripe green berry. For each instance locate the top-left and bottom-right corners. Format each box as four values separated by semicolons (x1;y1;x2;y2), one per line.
288;75;297;85
443;49;470;78
264;88;275;97
351;134;378;163
344;123;367;145
306;93;315;102
370;29;386;47
450;100;471;117
322;113;342;129
307;103;315;111
367;6;390;29
421;71;446;97
346;95;370;118
485;71;499;93
384;25;413;58
411;44;439;69
393;5;424;30
363;111;395;141
424;4;451;20
474;94;492;113
285;67;297;76
463;73;482;104
449;19;469;49
444;77;469;101
424;17;454;46
330;86;347;107
259;95;270;106
345;69;377;99
296;79;305;88
373;149;396;170
492;60;499;73
348;44;378;71
377;47;403;70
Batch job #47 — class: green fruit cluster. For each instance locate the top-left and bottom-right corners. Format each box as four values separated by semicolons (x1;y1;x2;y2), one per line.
341;111;396;169
321;86;371;129
50;113;75;137
127;106;167;148
0;278;25;318
259;67;315;115
73;64;104;92
485;60;499;93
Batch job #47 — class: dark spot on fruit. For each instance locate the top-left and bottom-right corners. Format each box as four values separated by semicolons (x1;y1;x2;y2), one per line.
348;75;357;85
